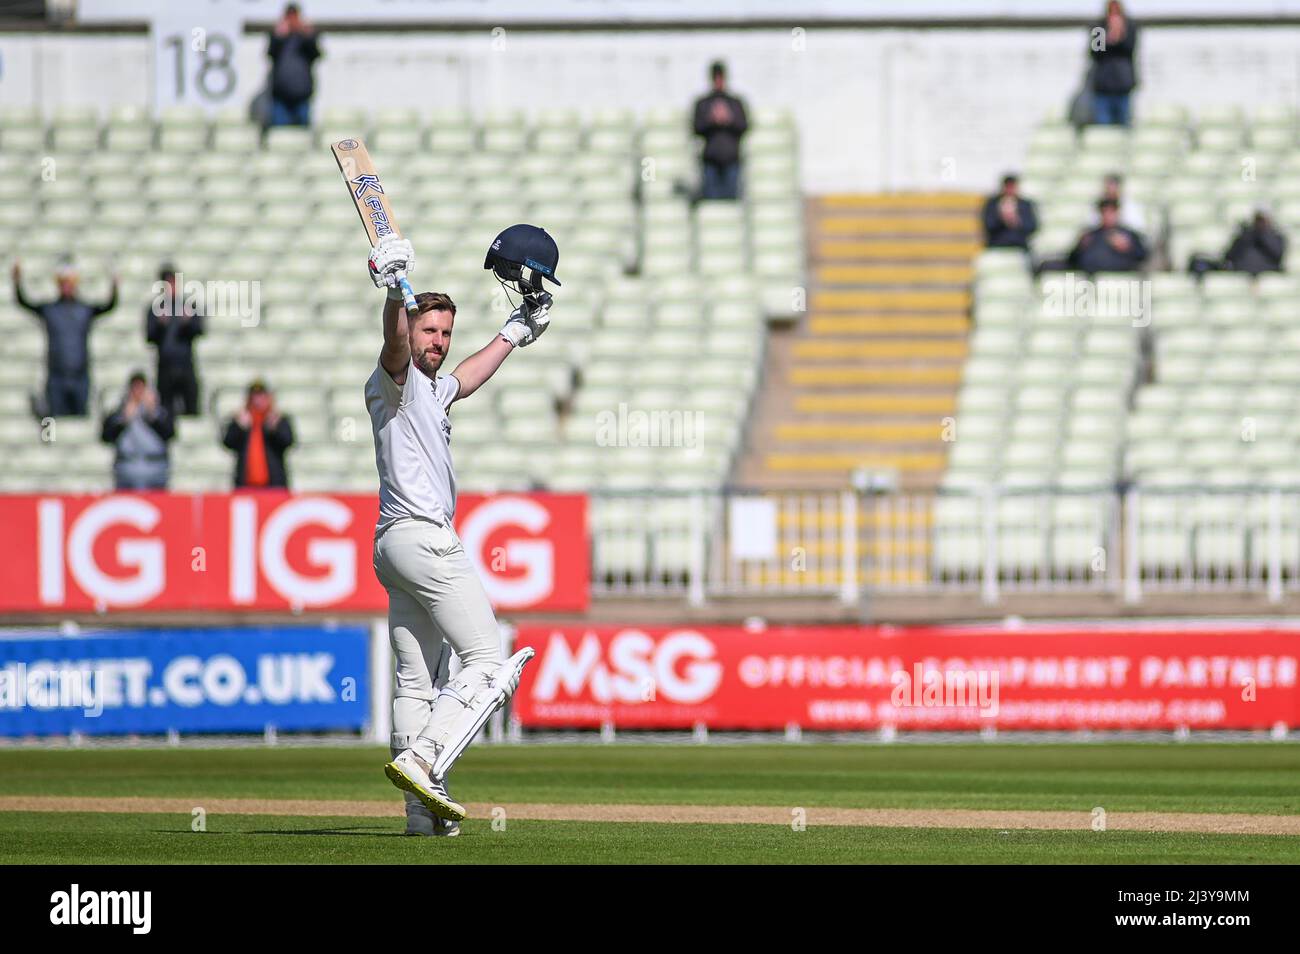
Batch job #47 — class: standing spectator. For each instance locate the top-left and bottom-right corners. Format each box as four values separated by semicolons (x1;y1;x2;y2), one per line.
223;380;295;489
267;4;320;128
693;61;749;200
13;259;118;418
1069;198;1148;273
981;174;1039;249
1089;1;1138;126
1099;173;1146;234
147;264;205;417
101;371;174;490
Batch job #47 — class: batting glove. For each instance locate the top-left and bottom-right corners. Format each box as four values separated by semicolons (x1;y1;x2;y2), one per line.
498;293;552;348
368;236;415;289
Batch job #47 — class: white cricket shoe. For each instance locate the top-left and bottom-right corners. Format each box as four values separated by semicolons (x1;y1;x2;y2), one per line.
405;807;461;837
385;748;467;822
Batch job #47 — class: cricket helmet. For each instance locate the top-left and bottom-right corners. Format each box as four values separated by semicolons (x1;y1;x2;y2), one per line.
484;223;561;296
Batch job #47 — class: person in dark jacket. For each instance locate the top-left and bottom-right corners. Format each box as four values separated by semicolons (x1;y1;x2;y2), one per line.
1224;209;1287;275
692;61;749;200
223;380;295;489
267;4;321;127
13;259;119;418
147;264;205;417
101;371;174;490
1089;1;1137;126
1069;198;1148;273
982;174;1039;249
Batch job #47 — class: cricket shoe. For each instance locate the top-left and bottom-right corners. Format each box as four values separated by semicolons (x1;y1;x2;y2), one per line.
385;748;467;822
405;807;461;838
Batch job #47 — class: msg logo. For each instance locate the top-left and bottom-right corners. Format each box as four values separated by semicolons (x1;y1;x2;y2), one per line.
531;629;722;704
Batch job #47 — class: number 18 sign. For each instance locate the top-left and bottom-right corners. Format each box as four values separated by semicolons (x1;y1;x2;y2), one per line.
151;6;242;115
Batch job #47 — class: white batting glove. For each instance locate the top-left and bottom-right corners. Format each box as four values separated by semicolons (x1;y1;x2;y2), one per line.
368;236;415;289
498;293;552;348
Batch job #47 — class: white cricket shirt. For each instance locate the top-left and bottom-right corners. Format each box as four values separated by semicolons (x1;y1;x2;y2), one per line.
365;358;461;534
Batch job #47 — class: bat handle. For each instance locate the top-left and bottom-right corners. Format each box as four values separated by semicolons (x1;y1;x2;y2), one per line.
394;269;417;313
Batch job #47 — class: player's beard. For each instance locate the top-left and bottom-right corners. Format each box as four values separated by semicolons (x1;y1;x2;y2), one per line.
413;349;444;378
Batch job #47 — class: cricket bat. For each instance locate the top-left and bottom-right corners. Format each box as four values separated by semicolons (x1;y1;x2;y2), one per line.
330;137;418;313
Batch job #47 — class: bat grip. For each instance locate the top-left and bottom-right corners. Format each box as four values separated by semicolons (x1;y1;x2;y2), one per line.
395;270;417;313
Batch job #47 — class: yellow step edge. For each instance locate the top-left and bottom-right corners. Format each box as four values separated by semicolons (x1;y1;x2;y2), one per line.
765;453;949;472
819;193;983;210
817;240;983;259
807;315;968;335
788;366;963;385
794;394;956;413
793;340;968;359
820;216;980;235
815;264;974;283
775;423;946;442
812;290;971;310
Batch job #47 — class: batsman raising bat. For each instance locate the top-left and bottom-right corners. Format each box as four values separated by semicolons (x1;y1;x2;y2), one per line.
363;223;559;836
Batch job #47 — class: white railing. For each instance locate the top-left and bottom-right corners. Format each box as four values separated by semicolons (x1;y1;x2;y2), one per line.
589;488;1300;605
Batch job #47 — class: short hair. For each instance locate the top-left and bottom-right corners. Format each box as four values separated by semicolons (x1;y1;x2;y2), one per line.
710;60;726;81
128;370;147;386
159;263;177;281
247;378;269;395
1098;197;1119;211
285;3;300;14
413;291;457;317
1002;174;1019;187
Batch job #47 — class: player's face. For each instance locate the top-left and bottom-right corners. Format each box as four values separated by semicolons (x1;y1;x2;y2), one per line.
410;308;454;377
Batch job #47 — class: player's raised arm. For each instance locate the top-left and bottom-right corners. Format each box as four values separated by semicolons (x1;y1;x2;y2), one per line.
369;237;416;383
450;293;552;401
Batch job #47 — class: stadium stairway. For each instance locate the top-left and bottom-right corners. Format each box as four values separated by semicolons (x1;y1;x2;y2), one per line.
737;193;982;492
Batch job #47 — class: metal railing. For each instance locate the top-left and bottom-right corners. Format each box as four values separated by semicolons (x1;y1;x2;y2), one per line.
589;488;1300;605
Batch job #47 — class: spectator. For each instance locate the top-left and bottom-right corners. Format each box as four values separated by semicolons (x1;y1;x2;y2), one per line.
267;3;320;128
1099;173;1146;234
223;380;295;489
693;60;749;200
13;259;118;418
1225;208;1287;275
1191;207;1288;277
147;264;205;417
1089;1;1138;126
1069;198;1148;273
101;371;174;491
981;174;1039;249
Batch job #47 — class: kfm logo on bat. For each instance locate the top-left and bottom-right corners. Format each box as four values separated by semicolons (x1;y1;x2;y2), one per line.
0;493;588;613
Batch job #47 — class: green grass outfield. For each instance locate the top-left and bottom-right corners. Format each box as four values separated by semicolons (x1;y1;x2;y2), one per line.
1;743;1298;864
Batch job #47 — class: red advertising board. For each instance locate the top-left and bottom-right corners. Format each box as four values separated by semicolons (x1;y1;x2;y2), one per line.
0;493;587;614
512;625;1300;731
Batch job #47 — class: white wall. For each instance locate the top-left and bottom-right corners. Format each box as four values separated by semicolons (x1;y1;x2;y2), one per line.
2;25;1299;192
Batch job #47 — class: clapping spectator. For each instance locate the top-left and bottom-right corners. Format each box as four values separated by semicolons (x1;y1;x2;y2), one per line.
693;61;749;200
223;380;295;489
267;4;321;128
1089;1;1138;126
1068;198;1148;273
101;372;174;490
13;259;118;418
147;265;205;417
982;174;1038;249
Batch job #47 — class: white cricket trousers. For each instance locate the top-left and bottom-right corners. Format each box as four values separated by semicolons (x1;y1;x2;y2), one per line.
373;517;502;771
